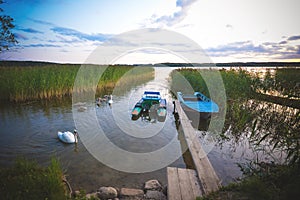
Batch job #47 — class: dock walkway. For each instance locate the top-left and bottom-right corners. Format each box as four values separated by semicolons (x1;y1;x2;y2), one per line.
167;100;220;200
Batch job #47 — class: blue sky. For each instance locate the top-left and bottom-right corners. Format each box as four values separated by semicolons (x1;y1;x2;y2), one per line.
1;0;300;63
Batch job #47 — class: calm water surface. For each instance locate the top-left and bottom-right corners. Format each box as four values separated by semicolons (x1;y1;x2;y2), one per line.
0;67;257;192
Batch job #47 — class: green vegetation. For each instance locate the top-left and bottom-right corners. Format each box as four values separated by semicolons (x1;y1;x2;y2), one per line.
73;189;99;200
0;157;66;200
0;157;104;200
253;68;300;99
170;68;254;100
0;0;18;52
170;67;300;200
0;61;154;102
199;163;300;200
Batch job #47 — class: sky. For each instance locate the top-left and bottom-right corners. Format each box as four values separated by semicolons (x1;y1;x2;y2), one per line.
0;0;300;64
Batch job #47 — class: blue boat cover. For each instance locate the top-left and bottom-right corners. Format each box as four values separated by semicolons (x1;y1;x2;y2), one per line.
183;100;219;112
144;91;160;95
177;92;219;113
143;91;161;101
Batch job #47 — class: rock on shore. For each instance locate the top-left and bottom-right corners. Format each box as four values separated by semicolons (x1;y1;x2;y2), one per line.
75;179;167;200
97;186;118;199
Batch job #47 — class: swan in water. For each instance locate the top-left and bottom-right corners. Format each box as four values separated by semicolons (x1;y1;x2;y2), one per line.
108;95;113;105
58;129;78;144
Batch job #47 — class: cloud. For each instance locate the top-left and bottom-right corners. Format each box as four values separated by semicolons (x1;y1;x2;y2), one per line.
279;41;288;45
136;49;166;54
287;35;300;41
279;45;300;59
29;18;56;26
23;44;61;48
51;27;112;42
151;0;198;26
206;41;267;56
18;28;43;34
226;24;233;29
205;38;300;60
14;33;29;40
206;41;270;57
53;35;82;43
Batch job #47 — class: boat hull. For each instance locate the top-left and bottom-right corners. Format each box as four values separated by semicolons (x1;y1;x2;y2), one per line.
179;102;211;119
131;106;143;120
177;91;218;119
157;107;167;121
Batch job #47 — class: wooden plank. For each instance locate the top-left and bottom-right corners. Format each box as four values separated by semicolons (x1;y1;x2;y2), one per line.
167;167;182;200
177;168;194;200
174;100;220;194
187;169;203;198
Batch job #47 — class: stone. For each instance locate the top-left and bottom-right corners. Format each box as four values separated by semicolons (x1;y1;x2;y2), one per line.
97;186;118;199
73;190;81;197
162;185;167;196
144;180;162;191
145;190;166;200
86;192;99;199
120;188;144;198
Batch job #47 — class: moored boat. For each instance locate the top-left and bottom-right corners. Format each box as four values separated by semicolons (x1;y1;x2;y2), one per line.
131;99;143;120
177;91;219;119
131;91;167;121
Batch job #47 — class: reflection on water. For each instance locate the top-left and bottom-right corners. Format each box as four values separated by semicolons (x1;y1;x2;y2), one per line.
0;67;186;192
0;98;186;192
174;110;248;184
1;67;297;191
175;93;299;184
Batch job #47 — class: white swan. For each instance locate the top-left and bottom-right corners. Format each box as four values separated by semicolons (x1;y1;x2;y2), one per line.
108;95;113;105
58;130;78;144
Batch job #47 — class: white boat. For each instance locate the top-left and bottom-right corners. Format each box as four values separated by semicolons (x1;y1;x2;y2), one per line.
58;131;78;144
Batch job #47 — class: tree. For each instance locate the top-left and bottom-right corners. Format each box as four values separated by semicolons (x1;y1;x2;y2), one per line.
0;0;17;52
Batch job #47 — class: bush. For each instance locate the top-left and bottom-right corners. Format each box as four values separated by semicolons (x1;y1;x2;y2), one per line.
0;157;66;200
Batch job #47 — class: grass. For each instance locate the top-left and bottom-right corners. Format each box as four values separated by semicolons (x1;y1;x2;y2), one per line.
199;163;300;200
0;157;114;200
0;157;66;200
0;61;154;102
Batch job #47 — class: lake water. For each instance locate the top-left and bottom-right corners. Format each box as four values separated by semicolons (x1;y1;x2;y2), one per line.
0;67;272;192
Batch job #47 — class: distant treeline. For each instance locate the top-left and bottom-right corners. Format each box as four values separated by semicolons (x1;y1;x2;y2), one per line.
1;60;300;68
170;67;300;102
0;61;141;67
156;62;300;67
0;61;154;102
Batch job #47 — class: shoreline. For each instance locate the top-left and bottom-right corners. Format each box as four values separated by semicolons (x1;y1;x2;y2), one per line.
68;179;168;200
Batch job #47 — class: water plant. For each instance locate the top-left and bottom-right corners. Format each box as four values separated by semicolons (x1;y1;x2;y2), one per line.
0;61;154;102
0;157;66;200
170;67;300;199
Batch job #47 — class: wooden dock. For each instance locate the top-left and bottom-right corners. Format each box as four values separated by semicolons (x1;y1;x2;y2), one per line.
167;167;202;200
167;100;220;200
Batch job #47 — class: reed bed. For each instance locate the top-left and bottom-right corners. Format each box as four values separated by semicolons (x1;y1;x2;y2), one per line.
0;62;154;102
171;68;300;200
170;67;300;163
170;68;253;101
